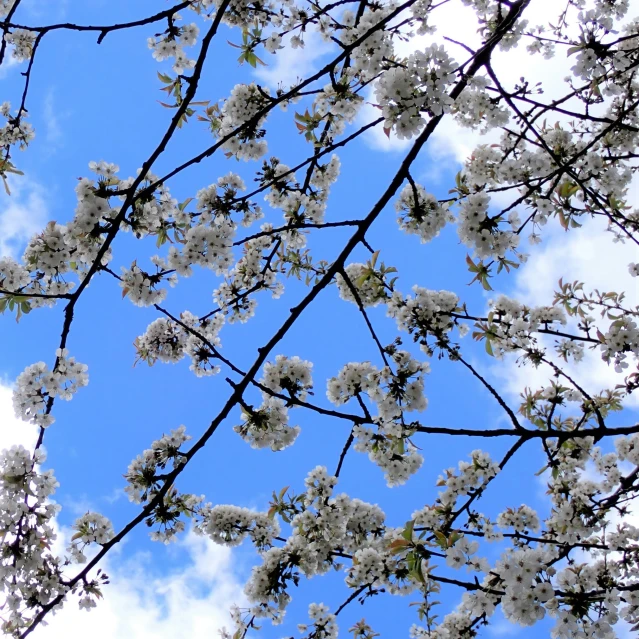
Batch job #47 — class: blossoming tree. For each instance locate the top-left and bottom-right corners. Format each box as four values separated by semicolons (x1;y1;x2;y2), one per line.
1;0;639;637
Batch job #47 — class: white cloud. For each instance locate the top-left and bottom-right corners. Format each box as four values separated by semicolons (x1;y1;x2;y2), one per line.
360;0;482;153
426;0;582;165
0;54;20;81
515;220;638;309
33;529;246;639
492;216;639;406
362;0;621;161
0;378;247;639
358;95;410;154
0;178;49;259
255;29;333;89
0;381;37;451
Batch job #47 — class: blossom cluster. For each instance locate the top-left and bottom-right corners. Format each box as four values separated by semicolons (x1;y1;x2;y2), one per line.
147;22;198;74
68;512;115;564
213;83;271;161
2;0;639;637
297;603;337;639
328;351;429;485
194;504;279;551
234;396;300;451
0;446;65;634
336;262;389;308
0;101;34;167
387;287;460;352
3;29;36;61
135;311;226;376
457;192;520;260
479;295;569;359
123;426;202;543
375;45;457;139
124;425;191;505
262;154;341;236
453;77;510;132
395;182;453;244
240;466;387;623
0;0;16;17
12;350;89;427
261;355;313;400
120;262;170;307
600;316;639;372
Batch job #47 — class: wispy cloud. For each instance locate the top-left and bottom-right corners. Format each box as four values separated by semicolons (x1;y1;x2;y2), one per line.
0;178;49;259
488;617;522;637
43;88;63;146
15;0;70;21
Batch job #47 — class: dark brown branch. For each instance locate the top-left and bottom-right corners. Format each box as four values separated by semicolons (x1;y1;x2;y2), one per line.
20;1;535;633
3;2;193;43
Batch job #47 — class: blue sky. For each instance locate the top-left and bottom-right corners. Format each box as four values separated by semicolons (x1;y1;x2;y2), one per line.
1;0;638;637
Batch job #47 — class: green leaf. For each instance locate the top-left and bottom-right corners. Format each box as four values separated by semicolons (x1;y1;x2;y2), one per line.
355;273;370;287
485;338;494;357
433;530;448;549
402;519;415;541
157;71;173;84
